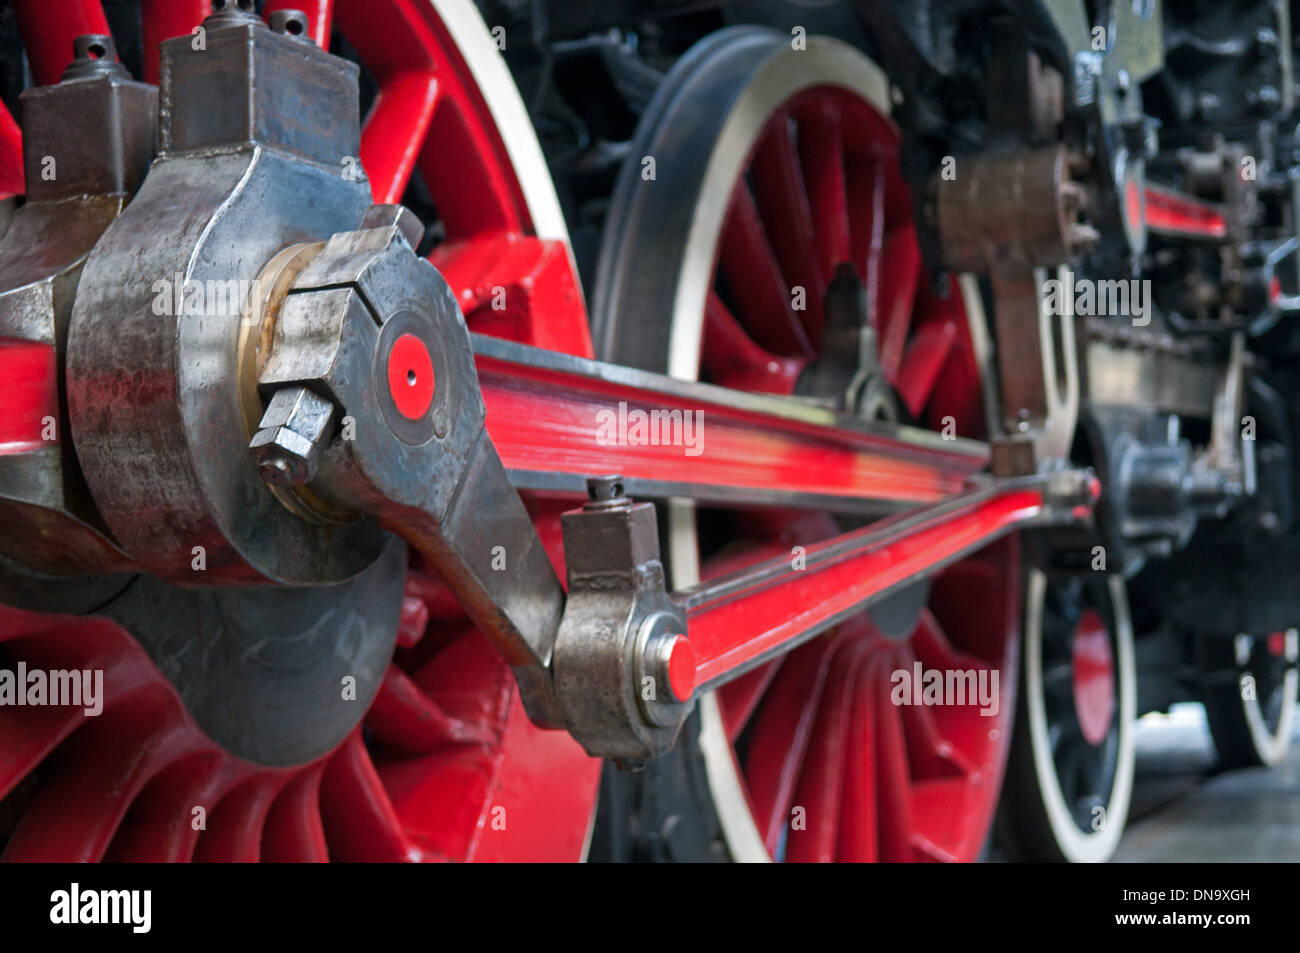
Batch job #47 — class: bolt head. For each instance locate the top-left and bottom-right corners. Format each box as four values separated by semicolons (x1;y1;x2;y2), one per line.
248;386;335;487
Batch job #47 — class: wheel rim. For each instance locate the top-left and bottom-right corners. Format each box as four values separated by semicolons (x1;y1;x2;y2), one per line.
1236;629;1298;764
1023;570;1136;862
0;0;599;862
594;29;1019;862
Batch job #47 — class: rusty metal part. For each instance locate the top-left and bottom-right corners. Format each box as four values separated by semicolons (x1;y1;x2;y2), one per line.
933;147;1088;465
0;34;155;582
934;145;1098;273
986;265;1080;461
67;8;383;587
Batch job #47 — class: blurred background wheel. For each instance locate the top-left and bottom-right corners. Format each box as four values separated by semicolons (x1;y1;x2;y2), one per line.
995;570;1136;862
1202;629;1298;769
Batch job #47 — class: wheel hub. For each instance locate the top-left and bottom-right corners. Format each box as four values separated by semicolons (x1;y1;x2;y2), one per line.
1071;607;1115;746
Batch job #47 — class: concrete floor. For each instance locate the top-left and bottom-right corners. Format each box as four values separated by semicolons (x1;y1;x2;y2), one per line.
1113;704;1300;861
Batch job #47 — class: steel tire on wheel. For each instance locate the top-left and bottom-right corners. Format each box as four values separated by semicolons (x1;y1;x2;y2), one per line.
592;27;1020;863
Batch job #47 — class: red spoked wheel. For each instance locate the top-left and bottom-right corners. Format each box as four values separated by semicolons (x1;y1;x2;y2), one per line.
0;0;598;862
994;571;1136;862
593;27;1019;862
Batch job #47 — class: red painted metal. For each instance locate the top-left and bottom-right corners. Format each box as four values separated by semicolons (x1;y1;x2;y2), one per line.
665;635;697;701
12;0;110;87
877;224;921;383
1072;607;1114;746
0;339;58;455
0;104;24;199
140;0;211;84
702;293;806;393
360;70;441;204
433;233;591;354
476;327;986;499
476;343;982;506
1143;183;1228;239
797;100;852;283
684;487;1043;688
751;115;826;337
896;318;958;418
741;633;842;853
721;183;814;357
387;333;436;419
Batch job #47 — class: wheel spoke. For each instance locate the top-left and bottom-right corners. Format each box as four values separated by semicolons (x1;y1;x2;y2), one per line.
141;0;209;84
796;102;851;282
702;293;806;393
3;693;191;861
361;71;440;204
927;549;1019;666
910;610;1002;769
717;658;783;741
319;730;415;862
785;640;868;862
0;704;85;802
106;754;242;862
895;643;975;780
872;651;918;861
750;116;825;339
13;0;109;87
262;764;330;862
742;636;840;854
194;773;288;863
910;779;972;862
896;318;958;418
876;222;921;384
912;607;985;674
719;183;815;357
0;103;23;199
835;648;883;861
847;158;886;325
431;234;589;350
366;665;495;753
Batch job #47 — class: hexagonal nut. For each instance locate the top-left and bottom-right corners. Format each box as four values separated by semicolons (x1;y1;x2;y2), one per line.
249;386;336;487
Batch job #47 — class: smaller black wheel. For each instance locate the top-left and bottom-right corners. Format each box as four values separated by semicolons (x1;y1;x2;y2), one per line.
1202;629;1298;769
995;570;1136;862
